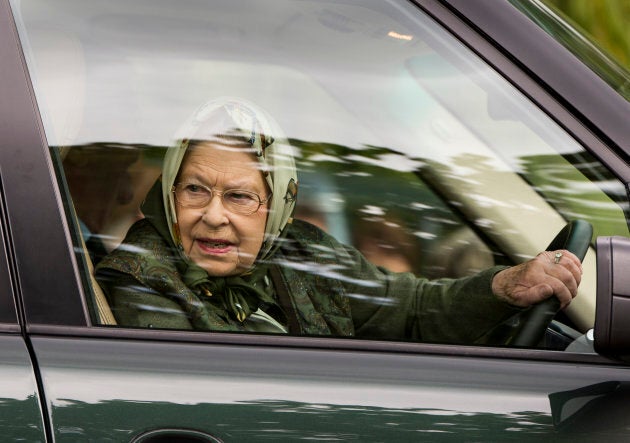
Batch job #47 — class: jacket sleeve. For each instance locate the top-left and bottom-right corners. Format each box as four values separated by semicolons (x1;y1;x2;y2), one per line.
333;238;524;343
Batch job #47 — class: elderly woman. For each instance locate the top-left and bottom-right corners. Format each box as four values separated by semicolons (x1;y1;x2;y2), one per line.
95;98;582;343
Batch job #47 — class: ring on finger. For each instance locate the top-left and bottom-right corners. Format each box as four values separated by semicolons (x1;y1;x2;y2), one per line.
554;251;563;264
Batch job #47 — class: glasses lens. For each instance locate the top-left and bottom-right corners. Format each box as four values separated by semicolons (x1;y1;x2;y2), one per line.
174;183;261;214
223;190;260;214
175;183;211;208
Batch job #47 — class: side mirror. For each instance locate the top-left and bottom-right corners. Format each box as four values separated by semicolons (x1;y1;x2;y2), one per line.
594;236;630;360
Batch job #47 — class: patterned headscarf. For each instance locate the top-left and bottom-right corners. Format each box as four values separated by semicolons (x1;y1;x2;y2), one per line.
162;97;298;264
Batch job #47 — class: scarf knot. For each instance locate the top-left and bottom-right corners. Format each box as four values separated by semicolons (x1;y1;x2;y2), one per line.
184;264;272;323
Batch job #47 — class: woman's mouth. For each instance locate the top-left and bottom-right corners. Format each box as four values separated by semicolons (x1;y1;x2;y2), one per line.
196;238;234;253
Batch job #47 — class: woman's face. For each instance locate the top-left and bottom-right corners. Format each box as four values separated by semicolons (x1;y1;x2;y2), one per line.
175;141;269;276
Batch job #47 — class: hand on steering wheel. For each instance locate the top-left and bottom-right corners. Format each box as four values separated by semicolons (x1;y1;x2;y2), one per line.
506;220;592;347
479;220;592;347
492;249;583;309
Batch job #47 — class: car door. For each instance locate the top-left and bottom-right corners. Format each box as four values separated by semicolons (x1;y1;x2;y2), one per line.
5;0;630;441
0;2;59;440
0;200;45;441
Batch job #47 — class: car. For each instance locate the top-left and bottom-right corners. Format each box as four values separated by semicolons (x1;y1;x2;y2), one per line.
1;0;630;440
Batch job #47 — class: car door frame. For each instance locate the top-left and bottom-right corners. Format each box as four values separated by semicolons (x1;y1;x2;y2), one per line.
1;0;89;329
4;0;630;439
4;0;630;375
3;0;628;335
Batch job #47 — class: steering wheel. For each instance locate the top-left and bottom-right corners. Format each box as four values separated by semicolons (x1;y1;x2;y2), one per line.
509;220;593;347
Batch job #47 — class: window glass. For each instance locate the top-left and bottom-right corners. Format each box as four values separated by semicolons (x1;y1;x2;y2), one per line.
13;0;629;346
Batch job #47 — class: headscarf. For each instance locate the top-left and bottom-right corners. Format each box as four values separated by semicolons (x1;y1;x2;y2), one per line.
150;98;298;324
163;97;298;262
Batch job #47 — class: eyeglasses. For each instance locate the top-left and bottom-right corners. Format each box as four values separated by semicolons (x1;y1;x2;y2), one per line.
172;182;270;215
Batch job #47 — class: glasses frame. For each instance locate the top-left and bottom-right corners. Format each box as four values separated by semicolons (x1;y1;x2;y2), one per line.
172;182;271;215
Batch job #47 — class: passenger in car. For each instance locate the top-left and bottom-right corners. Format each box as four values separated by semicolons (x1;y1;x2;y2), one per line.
64;143;141;264
95;98;582;343
352;216;418;274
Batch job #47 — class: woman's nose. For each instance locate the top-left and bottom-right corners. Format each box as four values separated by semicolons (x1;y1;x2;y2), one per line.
200;194;229;226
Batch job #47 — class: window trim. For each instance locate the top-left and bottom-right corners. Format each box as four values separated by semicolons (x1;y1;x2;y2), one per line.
2;0;89;328
28;323;628;367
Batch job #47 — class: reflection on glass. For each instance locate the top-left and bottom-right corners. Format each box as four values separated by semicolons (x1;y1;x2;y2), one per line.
13;0;629;342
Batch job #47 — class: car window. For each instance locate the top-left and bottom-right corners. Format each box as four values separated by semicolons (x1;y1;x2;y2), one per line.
12;0;629;346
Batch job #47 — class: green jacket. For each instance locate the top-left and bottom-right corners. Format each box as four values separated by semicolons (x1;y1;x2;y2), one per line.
96;218;522;343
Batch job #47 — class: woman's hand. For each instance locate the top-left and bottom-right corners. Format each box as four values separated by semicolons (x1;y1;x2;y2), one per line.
491;250;583;309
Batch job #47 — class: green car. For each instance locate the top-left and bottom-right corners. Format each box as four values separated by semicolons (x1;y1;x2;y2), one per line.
1;0;629;441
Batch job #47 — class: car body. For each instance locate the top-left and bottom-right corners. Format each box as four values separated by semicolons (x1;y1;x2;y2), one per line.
1;0;630;441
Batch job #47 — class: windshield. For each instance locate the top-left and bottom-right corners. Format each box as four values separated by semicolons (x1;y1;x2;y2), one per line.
509;0;630;101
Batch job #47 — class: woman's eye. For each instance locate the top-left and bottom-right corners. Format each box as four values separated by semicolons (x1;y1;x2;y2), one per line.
226;191;256;203
186;184;204;193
